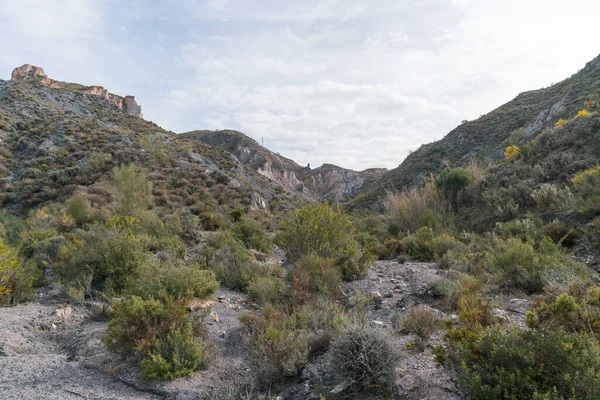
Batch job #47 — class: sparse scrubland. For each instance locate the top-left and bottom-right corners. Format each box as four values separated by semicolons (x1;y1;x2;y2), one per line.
2;57;600;400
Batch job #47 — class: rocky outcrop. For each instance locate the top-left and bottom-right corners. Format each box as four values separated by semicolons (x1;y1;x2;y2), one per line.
11;64;60;88
123;95;143;118
11;64;143;118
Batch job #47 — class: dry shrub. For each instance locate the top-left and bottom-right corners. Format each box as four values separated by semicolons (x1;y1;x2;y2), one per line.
385;175;449;233
329;325;398;392
401;304;440;342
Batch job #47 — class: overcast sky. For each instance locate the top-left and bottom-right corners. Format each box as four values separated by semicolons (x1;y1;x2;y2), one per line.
1;1;599;170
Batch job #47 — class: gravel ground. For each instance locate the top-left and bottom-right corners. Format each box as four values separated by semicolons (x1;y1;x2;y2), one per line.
0;261;496;399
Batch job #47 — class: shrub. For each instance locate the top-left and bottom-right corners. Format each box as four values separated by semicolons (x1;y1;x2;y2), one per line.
139;324;208;380
504;145;520;160
386;177;449;233
487;238;543;293
84;152;112;174
401;305;440;342
231;219;272;254
288;254;341;302
373;238;405;260
335;238;372;281
66;224;150;292
445;327;600;399
432;233;467;263
240;307;309;385
435;167;472;210
65;195;91;226
247;276;288;305
531;184;573;212
198;232;265;291
329;325;398;391
525;293;600;335
576;109;591;118
402;226;435;261
554;119;567;127
113;164;153;215
104;295;211;380
572;165;600;197
127;259;219;300
0;239;34;306
495;218;543;243
278;202;351;262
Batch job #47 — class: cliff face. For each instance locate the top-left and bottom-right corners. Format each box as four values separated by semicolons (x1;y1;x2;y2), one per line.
10;64;143;118
181;130;387;202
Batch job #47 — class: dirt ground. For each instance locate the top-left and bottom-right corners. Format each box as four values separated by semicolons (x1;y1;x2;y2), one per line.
1;260;529;399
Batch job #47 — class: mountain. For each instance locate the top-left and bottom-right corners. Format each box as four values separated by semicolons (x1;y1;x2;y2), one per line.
0;65;299;217
182;129;387;202
354;54;600;207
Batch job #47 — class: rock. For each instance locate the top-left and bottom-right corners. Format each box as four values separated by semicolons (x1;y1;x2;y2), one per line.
330;380;352;395
123;95;143;118
11;64;54;86
83;85;110;100
493;308;510;322
395;369;424;395
507;298;530;314
372;320;385;327
384;290;394;298
372;291;383;309
250;249;268;262
210;312;219;323
300;369;311;381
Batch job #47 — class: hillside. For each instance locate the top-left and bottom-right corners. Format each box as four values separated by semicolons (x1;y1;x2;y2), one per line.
0;65;301;218
355;54;600;207
182;129;387;201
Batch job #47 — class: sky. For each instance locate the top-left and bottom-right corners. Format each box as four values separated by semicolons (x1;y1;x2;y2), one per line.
1;1;599;170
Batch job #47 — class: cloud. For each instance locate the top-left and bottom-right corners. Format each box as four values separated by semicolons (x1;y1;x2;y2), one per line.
2;0;600;170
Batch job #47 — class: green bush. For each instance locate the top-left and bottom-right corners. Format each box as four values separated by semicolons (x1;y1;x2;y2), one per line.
486;238;589;293
67;224;150;292
277;202;352;262
373;238;405;260
335;238;372;281
103;295;211;380
240;307;309;385
402;226;435;261
445;327;600;399
198;231;267;291
0;239;35;306
526;293;600;335
495;218;544;243
113;164;153;216
139;324;209;380
329;325;398;392
65;195;91;226
231;219;272;254
247;276;288;305
127;259;218;300
288;254;341;302
435;167;472;210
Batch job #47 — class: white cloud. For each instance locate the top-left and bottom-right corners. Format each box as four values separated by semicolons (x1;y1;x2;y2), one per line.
2;0;600;170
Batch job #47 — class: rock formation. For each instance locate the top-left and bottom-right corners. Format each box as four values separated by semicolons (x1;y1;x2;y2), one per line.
11;64;143;118
11;64;60;88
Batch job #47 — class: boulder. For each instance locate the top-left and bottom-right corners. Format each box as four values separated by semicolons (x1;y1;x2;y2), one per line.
507;298;530;314
123;95;143;118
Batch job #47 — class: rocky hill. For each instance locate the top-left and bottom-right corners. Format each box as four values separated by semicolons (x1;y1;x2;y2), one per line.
354;54;600;207
182;129;387;201
0;65;299;217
